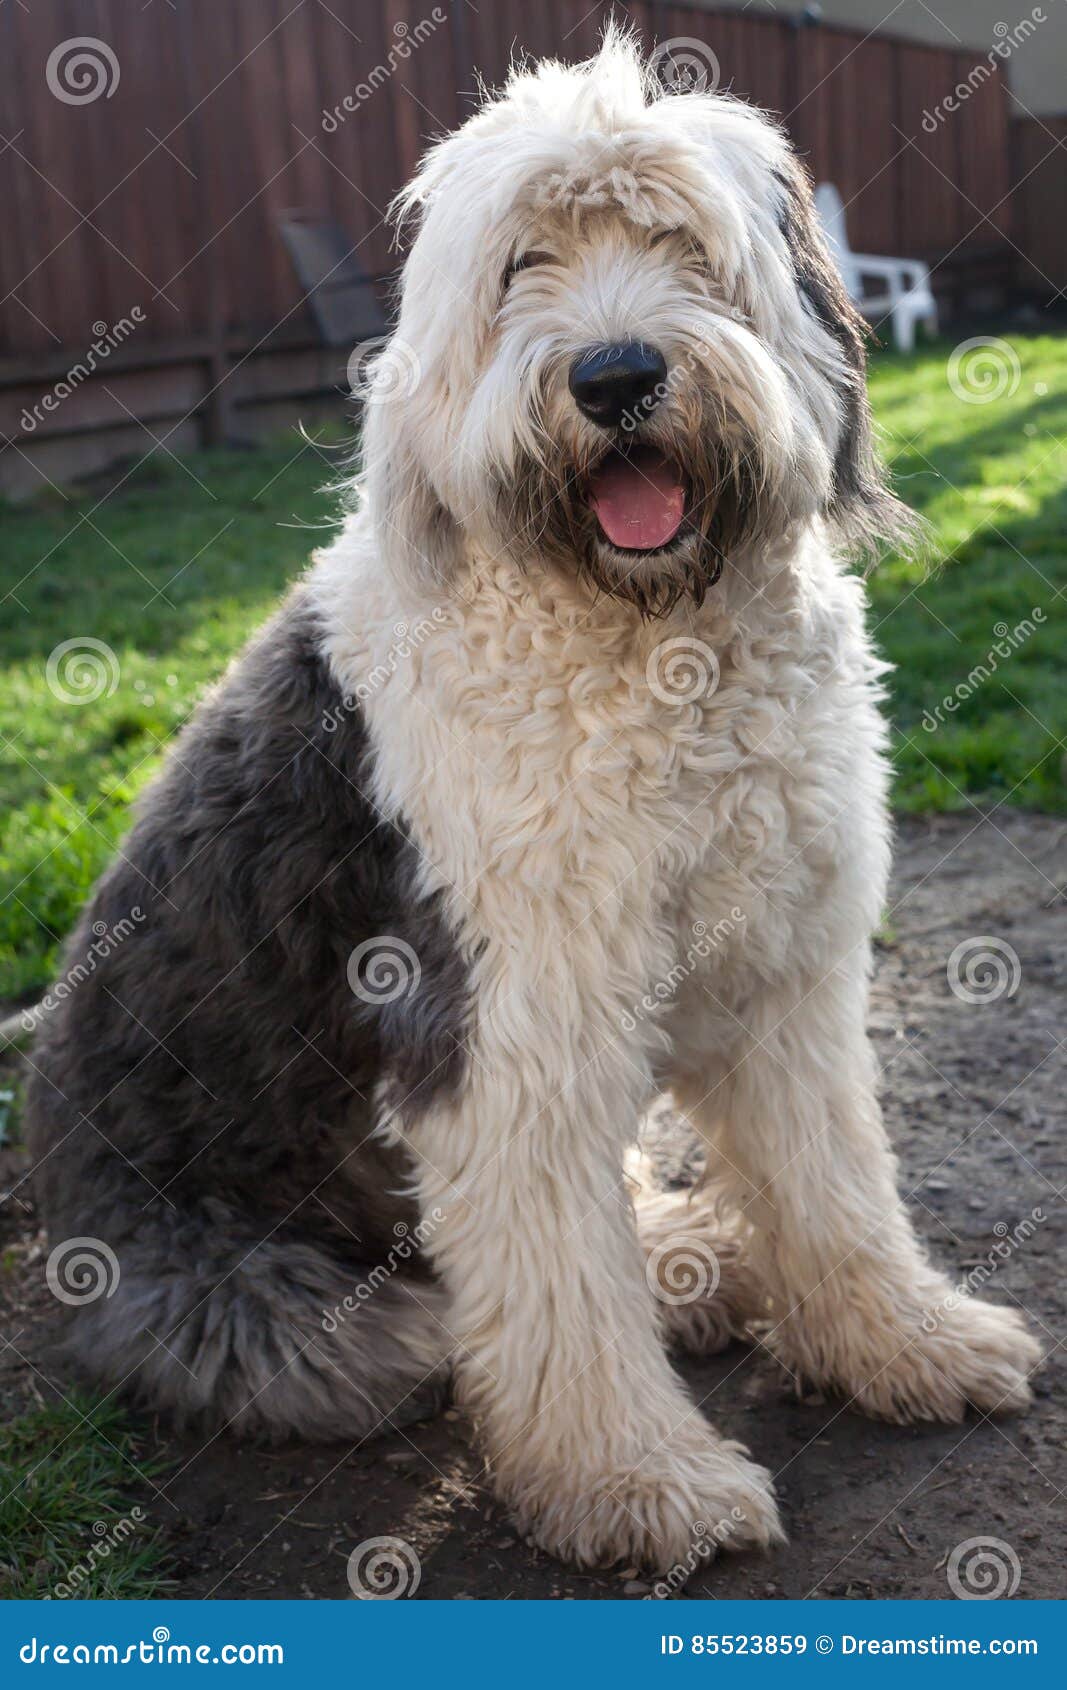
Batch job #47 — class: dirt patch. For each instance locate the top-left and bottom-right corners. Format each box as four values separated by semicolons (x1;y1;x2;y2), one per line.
2;812;1064;1600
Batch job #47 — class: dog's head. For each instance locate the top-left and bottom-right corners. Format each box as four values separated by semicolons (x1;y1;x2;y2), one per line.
361;31;912;615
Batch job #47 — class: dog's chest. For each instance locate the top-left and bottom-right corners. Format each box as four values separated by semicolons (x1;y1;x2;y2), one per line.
365;565;827;974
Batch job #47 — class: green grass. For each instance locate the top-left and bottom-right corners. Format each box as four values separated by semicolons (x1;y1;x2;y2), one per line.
0;1395;171;1597
0;433;346;1001
1;335;1065;1000
868;332;1066;813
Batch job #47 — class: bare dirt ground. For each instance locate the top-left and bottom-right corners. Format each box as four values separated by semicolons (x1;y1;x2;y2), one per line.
2;811;1064;1601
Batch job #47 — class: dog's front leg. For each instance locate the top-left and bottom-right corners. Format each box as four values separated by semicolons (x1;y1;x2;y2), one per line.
677;952;1040;1423
402;1044;780;1571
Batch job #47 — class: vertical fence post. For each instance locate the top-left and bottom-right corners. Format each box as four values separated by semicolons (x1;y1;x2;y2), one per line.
177;1;234;448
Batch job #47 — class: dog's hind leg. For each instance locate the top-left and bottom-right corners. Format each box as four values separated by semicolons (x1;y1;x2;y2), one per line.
627;1150;760;1357
57;1216;451;1444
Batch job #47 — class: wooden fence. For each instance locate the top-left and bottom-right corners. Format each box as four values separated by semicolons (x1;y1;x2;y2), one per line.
0;0;1023;493
1013;114;1067;309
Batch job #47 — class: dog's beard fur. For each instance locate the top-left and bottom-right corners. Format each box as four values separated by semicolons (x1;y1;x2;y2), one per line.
489;394;775;620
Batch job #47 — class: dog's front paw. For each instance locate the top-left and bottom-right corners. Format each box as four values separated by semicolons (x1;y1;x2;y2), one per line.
856;1297;1041;1424
513;1434;782;1572
781;1290;1041;1425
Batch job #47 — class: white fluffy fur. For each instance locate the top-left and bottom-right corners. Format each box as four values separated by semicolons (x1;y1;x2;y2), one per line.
308;36;1039;1570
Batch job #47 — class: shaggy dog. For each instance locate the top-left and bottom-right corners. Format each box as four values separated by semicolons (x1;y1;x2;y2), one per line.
27;37;1038;1572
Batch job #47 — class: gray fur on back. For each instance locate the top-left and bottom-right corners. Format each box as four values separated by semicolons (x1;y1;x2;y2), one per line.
26;586;470;1441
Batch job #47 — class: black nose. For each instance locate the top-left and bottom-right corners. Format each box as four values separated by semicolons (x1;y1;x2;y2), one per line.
568;341;668;429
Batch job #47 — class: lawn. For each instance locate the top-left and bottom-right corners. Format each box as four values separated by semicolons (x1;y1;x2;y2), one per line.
0;1395;171;1597
1;333;1065;1003
868;333;1066;816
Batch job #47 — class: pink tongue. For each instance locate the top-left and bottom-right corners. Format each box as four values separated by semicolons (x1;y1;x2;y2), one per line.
588;450;685;551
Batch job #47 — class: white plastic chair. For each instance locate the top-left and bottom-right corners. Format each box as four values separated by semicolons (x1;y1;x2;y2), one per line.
814;183;938;353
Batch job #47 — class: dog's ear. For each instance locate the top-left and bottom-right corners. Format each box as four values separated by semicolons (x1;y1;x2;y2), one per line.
774;160;918;560
360;384;464;592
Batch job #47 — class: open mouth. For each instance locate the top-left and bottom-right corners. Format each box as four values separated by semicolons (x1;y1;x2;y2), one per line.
585;445;688;553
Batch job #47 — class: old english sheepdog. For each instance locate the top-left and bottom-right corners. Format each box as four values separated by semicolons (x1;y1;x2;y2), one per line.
27;35;1039;1572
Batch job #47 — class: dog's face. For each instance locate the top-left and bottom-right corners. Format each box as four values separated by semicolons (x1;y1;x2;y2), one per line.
362;37;908;613
486;214;776;616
